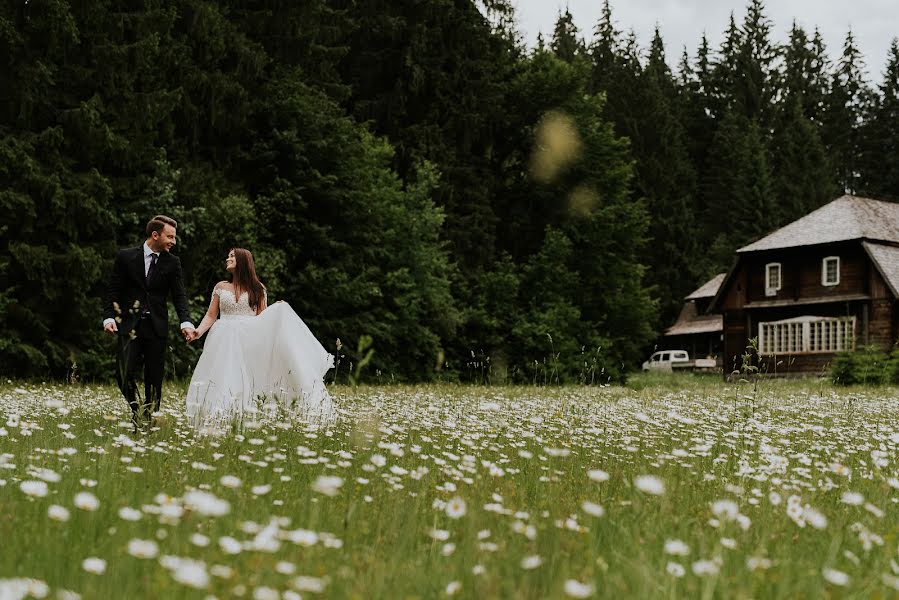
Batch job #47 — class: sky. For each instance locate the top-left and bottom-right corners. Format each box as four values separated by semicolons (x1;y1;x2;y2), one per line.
510;0;897;85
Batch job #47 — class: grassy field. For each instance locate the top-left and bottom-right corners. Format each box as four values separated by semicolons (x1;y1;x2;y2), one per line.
1;376;898;599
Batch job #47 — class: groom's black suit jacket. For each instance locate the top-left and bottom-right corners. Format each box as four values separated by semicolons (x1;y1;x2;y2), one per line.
104;246;191;338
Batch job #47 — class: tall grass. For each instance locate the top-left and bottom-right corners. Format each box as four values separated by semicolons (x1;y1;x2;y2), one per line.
1;380;897;598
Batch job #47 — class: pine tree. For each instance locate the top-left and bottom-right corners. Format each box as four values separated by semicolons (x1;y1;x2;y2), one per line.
823;30;873;194
771;96;834;221
860;39;899;199
772;21;835;220
0;0;186;375
709;13;742;119
735;0;776;126
335;0;515;271
588;0;618;94
550;8;585;64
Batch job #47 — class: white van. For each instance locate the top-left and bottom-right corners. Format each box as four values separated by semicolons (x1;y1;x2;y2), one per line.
642;350;691;372
642;350;717;372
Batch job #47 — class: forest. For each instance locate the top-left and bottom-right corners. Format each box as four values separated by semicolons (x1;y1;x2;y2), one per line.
2;0;898;383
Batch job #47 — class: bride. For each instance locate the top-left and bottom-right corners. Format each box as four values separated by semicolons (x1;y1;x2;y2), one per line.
185;248;334;430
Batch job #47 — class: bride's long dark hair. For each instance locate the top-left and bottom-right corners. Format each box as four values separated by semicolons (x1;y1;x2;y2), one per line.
228;248;266;311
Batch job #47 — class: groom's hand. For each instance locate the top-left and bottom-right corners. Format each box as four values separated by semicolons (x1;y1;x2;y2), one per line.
181;327;195;342
104;321;118;335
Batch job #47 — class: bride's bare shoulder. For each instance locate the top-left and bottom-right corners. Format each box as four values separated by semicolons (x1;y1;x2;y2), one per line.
212;281;232;294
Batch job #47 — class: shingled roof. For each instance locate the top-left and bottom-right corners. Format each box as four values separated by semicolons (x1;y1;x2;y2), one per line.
863;242;899;298
738;195;899;253
685;273;726;300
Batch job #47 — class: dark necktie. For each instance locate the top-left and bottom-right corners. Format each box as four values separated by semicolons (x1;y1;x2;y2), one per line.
146;252;158;285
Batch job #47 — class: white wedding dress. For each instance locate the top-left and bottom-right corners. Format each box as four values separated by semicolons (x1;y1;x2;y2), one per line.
186;288;335;431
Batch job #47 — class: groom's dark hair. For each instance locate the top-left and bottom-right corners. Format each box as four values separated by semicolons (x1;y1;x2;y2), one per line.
147;215;177;235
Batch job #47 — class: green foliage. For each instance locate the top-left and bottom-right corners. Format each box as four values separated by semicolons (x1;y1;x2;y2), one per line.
830;346;890;386
4;0;899;384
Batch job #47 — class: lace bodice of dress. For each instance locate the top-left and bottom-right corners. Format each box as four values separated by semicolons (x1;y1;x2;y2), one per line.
215;287;258;318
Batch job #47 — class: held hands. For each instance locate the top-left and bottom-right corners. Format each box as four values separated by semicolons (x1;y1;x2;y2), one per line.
182;327;198;343
104;321;118;336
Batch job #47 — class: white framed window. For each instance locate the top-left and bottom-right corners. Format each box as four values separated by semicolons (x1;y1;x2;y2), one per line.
822;256;840;286
765;263;781;296
758;316;855;355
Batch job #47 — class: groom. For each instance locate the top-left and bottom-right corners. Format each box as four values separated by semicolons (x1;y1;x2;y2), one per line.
103;215;194;430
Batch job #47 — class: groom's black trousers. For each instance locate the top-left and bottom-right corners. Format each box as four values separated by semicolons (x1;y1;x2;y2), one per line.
116;317;166;420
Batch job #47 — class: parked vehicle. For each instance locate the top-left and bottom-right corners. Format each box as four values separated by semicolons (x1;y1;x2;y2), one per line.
642;350;718;372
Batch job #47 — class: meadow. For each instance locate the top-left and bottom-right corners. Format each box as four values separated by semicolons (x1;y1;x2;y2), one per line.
1;376;898;599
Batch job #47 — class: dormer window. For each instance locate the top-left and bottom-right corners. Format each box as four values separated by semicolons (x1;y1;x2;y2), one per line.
822;256;840;286
765;263;782;296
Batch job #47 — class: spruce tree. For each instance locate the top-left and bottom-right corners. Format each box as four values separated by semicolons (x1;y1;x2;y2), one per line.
860;39;899;199
823;30;873;194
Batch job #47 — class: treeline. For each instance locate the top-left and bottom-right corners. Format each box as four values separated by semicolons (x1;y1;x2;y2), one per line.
1;0;897;383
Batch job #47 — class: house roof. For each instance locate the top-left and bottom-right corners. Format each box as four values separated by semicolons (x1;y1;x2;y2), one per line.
863;241;899;298
664;300;723;336
665;315;723;336
685;273;727;300
738;195;899;253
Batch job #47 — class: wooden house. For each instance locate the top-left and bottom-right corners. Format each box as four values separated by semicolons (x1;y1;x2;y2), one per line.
710;195;899;375
662;273;725;362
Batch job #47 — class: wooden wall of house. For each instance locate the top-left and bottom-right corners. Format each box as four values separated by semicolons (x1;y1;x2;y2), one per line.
718;242;898;376
741;242;869;303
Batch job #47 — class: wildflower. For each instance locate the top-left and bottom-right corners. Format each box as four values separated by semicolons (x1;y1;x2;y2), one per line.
563;579;594;598
220;475;241;488
127;539;159;559
33;468;61;483
581;501;605;517
284;528;318;546
521;555;543;570
664;539;689;556
20;481;48;498
711;499;739;521
587;469;609;483
118;507;142;521
171;558;209;589
251;484;271;496
841;491;864;506
746;556;772;571
882;574;899;591
292;576;328;593
276;561;296;575
803;506;828;530
48;505;70;522
183;490;230;517
81;558;106;574
254;587;279;600
219;537;242;555
311;476;343;497
692;560;719;576
634;475;665;496
446;581;461;595
666;562;685;577
210;565;234;579
74;491;100;511
822;568;849;586
446;497;467;519
786;502;805;528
